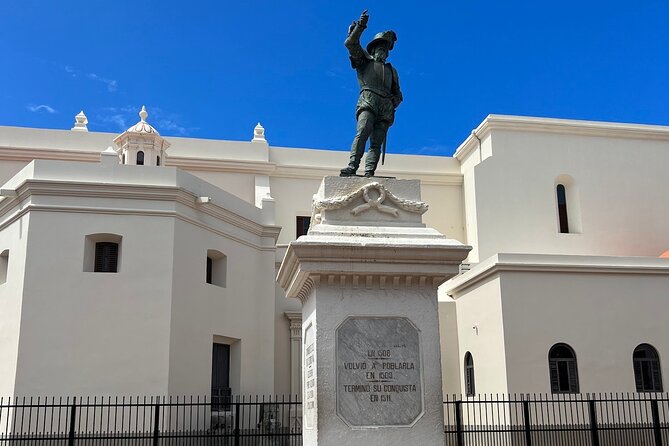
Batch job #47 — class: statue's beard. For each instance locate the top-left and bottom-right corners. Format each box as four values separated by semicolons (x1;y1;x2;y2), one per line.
373;54;387;63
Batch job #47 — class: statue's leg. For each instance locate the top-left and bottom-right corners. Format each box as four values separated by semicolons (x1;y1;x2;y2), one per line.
365;120;389;176
341;110;375;176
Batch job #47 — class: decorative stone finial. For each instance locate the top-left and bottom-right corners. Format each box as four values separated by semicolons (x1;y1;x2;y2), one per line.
252;122;267;143
139;106;148;122
71;110;88;132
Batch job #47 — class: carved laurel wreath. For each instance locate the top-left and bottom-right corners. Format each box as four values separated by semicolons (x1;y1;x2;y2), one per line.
311;182;428;223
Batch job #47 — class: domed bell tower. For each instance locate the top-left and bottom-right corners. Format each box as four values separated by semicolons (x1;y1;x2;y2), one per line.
113;106;170;166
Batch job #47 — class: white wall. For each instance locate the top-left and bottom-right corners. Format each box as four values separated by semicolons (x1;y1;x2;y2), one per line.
452;275;509;395
0;213;29;397
466;128;669;260
501;270;669;394
167;218;276;397
14;210;174;396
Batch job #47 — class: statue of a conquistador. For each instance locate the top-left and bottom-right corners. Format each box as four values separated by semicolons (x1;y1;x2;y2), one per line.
340;10;403;178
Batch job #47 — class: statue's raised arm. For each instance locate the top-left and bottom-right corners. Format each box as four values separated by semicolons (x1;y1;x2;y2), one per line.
345;10;369;63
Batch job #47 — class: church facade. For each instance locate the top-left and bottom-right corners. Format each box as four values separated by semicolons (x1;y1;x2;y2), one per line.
0;110;668;399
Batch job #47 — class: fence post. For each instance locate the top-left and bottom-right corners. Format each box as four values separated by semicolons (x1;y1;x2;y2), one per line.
651;399;663;446
455;400;464;446
588;399;600;446
234;400;241;446
523;400;532;446
152;403;160;446
67;397;77;446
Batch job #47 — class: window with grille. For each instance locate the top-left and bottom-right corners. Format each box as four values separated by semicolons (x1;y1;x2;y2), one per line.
296;216;311;238
464;352;475;397
137;151;144;165
549;343;579;394
634;344;663;392
84;234;122;273
94;242;119;273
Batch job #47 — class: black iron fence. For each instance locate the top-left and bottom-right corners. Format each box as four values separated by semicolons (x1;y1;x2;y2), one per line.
4;393;669;445
444;393;669;445
0;395;301;445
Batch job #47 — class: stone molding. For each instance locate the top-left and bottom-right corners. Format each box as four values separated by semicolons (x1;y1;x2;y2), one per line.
454;114;669;161
278;242;469;303
444;253;669;297
0;146;463;185
0;180;281;250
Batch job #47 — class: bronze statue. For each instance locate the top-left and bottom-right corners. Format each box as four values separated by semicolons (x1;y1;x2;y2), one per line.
340;10;403;178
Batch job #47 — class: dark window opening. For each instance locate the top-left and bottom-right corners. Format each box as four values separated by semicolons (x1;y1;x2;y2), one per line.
137;151;144;166
212;343;231;410
94;242;119;273
0;249;9;285
464;352;475;396
296;216;311;238
122;153;126;164
206;257;213;284
557;184;569;233
634;344;663;392
157;156;160;166
549;343;579;393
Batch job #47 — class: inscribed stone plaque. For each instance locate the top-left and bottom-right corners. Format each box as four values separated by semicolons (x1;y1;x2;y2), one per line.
336;317;423;427
303;322;316;429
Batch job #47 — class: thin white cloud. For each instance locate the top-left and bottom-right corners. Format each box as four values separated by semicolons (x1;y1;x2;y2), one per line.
87;73;118;92
26;104;56;114
94;105;197;136
98;113;128;131
62;65;118;92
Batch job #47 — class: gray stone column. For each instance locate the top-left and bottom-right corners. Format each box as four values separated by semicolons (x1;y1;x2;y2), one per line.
277;177;470;446
284;311;302;397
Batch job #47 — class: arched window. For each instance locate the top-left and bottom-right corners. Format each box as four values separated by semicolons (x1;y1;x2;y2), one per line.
137;151;144;165
556;184;569;233
157;156;161;166
0;249;9;285
549;343;579;393
464;352;475;396
634;344;663;392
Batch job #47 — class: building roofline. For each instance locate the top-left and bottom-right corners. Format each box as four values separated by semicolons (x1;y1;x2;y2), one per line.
454;115;669;161
443;253;669;297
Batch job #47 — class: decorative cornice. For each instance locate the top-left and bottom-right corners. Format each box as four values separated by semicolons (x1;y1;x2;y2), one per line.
444;253;669;297
0;180;280;249
272;164;463;186
0;146;100;163
0;146;463;186
277;239;469;303
454;115;669;161
166;156;276;175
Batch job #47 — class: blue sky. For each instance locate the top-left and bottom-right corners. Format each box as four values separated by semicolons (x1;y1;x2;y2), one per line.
1;1;667;156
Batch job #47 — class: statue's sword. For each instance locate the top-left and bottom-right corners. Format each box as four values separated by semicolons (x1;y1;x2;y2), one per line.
381;134;387;165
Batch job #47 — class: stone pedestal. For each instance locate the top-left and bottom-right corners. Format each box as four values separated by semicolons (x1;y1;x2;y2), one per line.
277;177;470;446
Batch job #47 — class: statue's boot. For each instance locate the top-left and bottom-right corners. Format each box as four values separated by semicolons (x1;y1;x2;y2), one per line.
340;165;358;177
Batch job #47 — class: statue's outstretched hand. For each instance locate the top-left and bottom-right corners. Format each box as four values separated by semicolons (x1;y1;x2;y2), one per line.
359;10;369;27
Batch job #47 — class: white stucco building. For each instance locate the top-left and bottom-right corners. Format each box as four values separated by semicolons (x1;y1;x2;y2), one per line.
1;109;668;399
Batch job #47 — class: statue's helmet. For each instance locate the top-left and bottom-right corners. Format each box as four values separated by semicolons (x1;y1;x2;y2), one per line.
366;30;397;54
